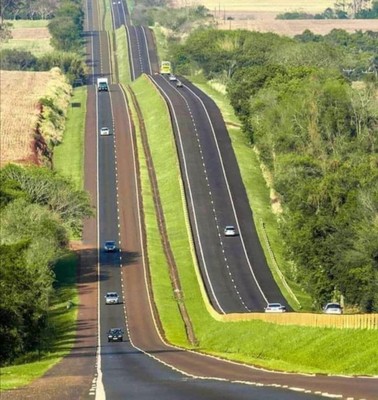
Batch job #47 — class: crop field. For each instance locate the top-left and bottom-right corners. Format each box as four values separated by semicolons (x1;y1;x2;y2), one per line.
178;0;335;13
2;19;52;55
172;0;378;36
0;71;52;166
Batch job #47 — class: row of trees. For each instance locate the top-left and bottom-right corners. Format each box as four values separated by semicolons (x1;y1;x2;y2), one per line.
171;28;378;311
0;165;92;365
1;0;60;21
132;0;211;33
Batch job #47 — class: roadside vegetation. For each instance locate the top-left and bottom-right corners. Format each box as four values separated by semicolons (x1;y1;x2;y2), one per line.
0;0;90;389
54;86;87;189
0;166;92;367
0;253;78;390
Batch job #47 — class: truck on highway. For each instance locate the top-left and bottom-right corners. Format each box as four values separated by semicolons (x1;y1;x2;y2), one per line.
97;77;108;92
160;61;172;75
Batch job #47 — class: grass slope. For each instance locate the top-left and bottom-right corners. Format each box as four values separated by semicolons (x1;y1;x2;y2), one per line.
54;86;86;189
130;75;378;376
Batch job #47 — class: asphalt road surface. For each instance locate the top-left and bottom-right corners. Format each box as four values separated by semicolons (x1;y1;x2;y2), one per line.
7;1;371;399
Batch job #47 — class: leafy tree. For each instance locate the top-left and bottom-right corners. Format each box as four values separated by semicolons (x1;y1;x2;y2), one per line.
48;16;81;51
0;21;12;42
0;49;37;70
0;165;93;236
0;241;51;364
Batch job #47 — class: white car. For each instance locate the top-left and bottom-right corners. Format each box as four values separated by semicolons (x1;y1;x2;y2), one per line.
169;74;177;82
323;303;343;314
264;303;287;313
100;127;111;136
224;225;237;236
105;292;120;305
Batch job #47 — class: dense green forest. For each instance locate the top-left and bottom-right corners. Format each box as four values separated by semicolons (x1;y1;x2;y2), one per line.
172;28;378;311
0;165;92;365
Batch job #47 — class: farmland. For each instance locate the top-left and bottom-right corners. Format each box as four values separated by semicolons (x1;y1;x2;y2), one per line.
0;69;71;166
172;0;378;36
2;20;52;56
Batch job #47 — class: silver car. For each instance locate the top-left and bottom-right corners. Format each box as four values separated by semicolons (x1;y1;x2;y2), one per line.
105;292;120;305
264;303;287;313
224;225;237;236
100;127;111;136
323;303;343;314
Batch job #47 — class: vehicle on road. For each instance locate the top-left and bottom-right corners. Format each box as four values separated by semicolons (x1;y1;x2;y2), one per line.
107;328;123;342
323;302;343;314
105;292;120;305
176;80;183;88
97;77;108;92
264;303;287;313
104;240;117;252
169;74;177;82
160;61;172;74
224;225;237;236
100;127;111;136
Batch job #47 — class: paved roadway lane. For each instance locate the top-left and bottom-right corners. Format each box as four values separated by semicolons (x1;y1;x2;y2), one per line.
150;75;289;313
91;2;378;400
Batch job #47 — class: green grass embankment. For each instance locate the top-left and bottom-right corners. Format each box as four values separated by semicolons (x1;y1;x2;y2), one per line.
130;75;378;376
0;253;78;390
54;86;86;189
129;78;190;346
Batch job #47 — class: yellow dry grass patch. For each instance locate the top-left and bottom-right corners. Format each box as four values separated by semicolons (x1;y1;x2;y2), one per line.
11;27;50;40
0;69;69;166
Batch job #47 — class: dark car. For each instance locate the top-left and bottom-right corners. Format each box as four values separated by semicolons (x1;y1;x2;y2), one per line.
107;328;124;342
104;240;117;252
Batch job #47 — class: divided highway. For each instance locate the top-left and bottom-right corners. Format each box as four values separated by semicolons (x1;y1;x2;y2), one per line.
83;0;378;399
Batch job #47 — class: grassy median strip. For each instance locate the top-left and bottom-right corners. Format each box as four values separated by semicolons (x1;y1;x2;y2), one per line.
0;253;78;390
115;26;131;84
129;75;378;376
127;81;189;346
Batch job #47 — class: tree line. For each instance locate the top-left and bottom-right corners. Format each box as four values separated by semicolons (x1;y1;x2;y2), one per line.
0;165;93;365
171;28;378;311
